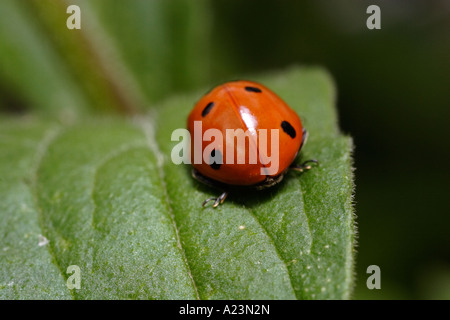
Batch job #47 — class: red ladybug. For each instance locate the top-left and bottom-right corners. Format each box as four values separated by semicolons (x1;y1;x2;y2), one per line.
187;80;317;207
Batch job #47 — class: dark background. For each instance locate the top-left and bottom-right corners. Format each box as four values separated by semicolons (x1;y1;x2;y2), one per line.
1;0;449;299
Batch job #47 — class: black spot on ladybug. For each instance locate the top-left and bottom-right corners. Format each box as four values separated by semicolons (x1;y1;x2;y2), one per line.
202;102;215;117
209;149;222;170
281;121;296;139
244;86;262;93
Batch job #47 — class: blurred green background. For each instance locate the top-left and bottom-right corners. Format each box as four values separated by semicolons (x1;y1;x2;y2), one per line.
1;0;449;299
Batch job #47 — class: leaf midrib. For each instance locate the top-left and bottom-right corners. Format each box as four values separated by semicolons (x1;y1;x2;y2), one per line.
243;204;297;298
137;117;201;300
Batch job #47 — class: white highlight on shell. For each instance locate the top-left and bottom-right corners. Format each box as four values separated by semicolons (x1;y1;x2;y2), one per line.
239;106;258;136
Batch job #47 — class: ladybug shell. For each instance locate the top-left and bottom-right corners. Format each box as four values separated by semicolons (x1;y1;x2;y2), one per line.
187;80;304;186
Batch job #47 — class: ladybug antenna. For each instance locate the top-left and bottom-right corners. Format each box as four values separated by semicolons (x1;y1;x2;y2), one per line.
202;191;228;208
290;159;319;173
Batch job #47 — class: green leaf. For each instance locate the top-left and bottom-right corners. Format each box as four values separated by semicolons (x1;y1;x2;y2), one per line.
0;67;355;299
0;0;91;116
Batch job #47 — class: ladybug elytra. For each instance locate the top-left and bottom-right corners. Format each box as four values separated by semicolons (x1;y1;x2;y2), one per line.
187;80;317;207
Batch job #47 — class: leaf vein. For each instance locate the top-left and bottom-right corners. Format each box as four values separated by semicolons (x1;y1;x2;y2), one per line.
243;205;297;298
89;142;148;231
137;117;201;300
298;180;313;252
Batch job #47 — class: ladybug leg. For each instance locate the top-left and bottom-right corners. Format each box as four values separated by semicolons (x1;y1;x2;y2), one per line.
202;191;229;208
191;169;229;208
290;159;319;173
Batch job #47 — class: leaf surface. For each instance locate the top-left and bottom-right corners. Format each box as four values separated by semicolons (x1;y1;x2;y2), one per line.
0;68;355;299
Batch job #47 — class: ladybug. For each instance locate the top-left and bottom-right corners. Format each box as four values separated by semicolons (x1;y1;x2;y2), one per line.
187;80;317;207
